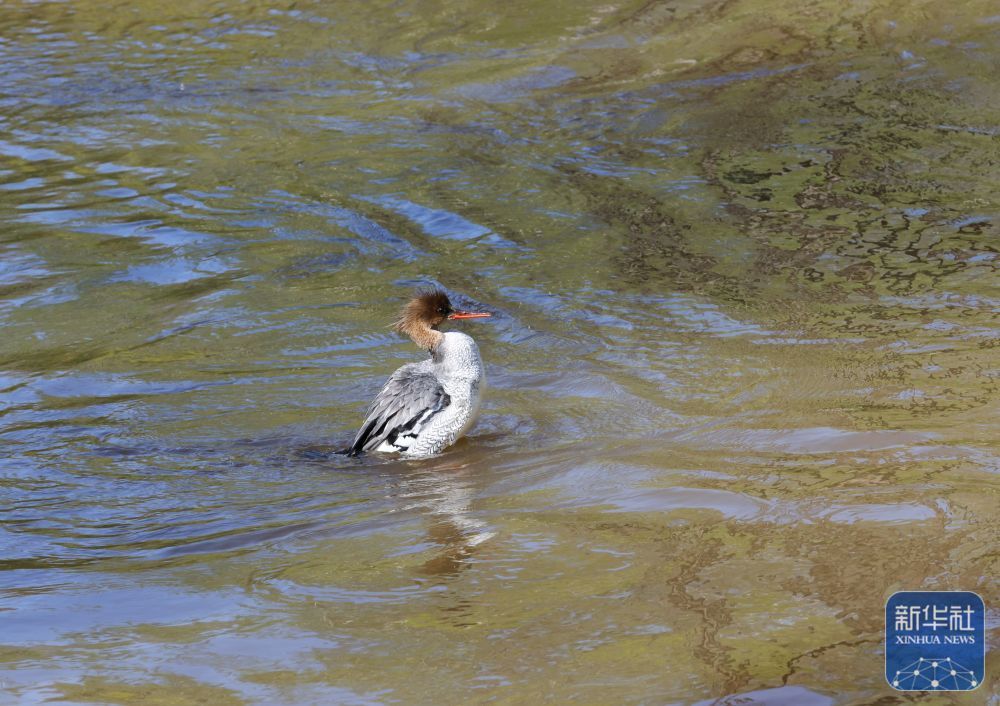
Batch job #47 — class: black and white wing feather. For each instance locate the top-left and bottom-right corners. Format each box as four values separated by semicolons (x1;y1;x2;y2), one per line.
348;364;451;456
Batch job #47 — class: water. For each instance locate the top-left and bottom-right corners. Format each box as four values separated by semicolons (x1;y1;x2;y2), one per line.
1;0;998;703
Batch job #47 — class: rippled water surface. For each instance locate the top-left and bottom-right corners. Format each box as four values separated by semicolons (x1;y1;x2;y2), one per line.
2;1;999;703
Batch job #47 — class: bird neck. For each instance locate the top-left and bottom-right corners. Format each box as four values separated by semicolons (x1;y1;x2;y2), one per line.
407;322;443;353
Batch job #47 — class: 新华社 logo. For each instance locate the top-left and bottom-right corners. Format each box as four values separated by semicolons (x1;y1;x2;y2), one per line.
885;591;985;691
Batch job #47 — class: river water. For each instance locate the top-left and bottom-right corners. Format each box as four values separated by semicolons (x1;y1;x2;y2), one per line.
1;1;998;704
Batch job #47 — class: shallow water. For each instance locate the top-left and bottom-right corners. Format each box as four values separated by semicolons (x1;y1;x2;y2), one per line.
1;1;998;704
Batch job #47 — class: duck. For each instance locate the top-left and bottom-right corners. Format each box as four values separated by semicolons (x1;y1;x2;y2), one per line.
347;289;491;457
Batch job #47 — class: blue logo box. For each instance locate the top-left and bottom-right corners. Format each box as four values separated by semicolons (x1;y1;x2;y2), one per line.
885;591;985;691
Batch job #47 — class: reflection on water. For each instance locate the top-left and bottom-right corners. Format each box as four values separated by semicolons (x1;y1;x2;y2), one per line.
1;0;998;703
394;461;497;577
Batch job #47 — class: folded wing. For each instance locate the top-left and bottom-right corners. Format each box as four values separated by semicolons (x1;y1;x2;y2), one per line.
348;365;451;456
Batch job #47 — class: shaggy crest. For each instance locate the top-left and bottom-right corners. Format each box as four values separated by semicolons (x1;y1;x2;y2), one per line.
393;289;452;350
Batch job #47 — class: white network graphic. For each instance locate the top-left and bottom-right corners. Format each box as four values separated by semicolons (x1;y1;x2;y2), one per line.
891;657;978;690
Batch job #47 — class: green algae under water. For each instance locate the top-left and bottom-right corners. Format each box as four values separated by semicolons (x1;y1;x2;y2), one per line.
0;1;998;703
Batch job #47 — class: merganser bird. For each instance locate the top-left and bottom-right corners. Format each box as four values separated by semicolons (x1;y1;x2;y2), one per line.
347;290;491;457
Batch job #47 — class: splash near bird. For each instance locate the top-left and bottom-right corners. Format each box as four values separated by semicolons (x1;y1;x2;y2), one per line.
347;290;491;457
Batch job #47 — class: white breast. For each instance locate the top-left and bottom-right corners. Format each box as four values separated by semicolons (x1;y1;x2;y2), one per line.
396;332;485;457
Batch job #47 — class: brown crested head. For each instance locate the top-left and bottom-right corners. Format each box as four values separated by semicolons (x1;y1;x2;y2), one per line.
393;289;452;337
392;289;491;351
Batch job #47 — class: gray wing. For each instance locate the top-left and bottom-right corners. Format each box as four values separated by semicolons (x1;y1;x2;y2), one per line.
348;364;451;455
